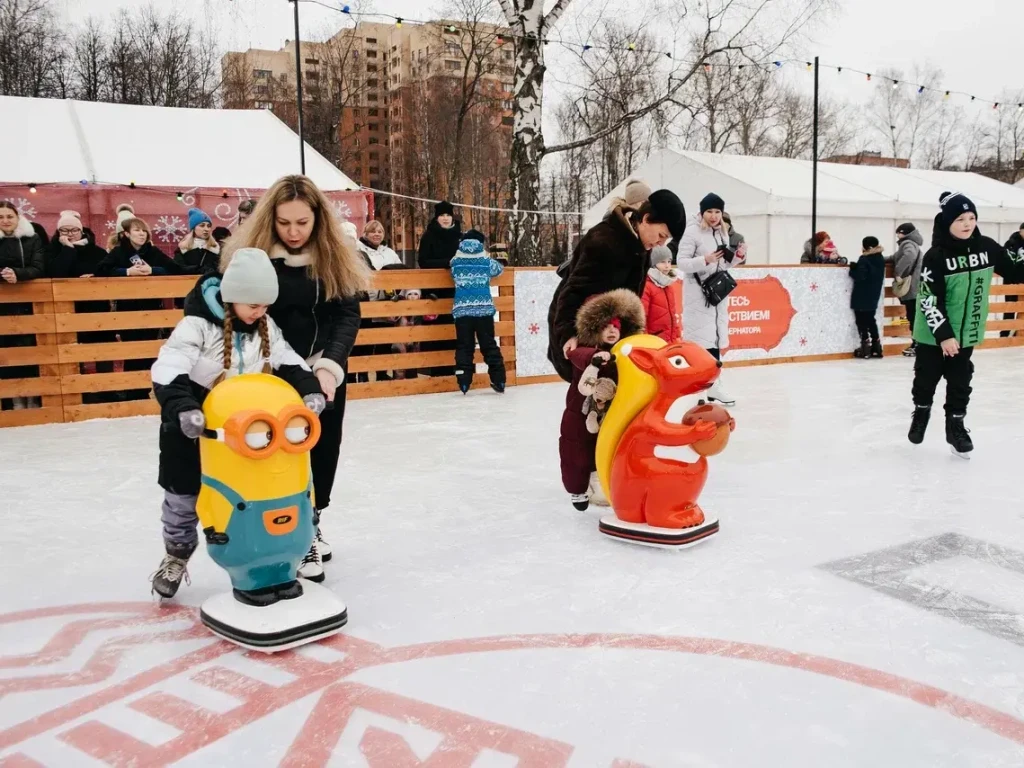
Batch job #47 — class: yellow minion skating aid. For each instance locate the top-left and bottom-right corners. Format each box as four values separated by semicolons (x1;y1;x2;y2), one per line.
197;373;347;652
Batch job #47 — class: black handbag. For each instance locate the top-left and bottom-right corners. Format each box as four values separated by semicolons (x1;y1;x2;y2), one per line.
696;270;737;307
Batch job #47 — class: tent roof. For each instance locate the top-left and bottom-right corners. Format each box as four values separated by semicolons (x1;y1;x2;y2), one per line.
584;149;1024;229
0;96;358;191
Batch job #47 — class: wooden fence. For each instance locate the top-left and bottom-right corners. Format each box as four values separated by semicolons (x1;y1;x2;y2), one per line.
883;280;1023;351
0;270;516;428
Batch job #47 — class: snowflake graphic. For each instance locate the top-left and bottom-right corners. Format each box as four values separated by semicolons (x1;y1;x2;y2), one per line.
153;215;187;244
330;199;353;220
528;323;540;335
799;337;808;346
920;267;934;284
105;219;116;232
809;283;818;292
3;197;36;220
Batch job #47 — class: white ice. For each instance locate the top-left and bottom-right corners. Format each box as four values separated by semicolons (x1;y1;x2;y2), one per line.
1;349;1022;766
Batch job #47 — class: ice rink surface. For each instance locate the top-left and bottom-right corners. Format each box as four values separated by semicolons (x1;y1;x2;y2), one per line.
1;349;1022;766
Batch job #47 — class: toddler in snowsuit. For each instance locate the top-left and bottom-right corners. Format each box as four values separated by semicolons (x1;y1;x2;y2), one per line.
560;289;645;510
641;245;682;342
450;230;506;393
149;248;325;598
849;236;886;358
908;192;1024;457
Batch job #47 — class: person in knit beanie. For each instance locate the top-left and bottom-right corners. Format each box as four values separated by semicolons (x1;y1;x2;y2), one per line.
450;229;506;393
47;210;107;279
906;191;1024;457
148;246;325;600
641;245;681;342
175;208;220;274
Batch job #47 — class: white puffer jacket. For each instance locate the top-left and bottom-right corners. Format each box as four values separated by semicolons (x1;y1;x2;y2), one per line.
676;214;745;350
152;314;311;391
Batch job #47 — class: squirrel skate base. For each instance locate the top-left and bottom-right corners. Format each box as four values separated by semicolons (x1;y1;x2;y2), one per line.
598;514;720;548
200;581;348;653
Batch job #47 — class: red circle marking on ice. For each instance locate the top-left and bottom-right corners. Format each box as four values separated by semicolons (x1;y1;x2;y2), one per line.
1;603;1023;765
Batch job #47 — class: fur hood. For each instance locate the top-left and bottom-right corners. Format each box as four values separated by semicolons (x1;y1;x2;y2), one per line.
575;288;646;346
0;217;36;240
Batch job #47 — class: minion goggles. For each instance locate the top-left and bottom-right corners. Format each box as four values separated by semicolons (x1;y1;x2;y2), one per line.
201;405;321;459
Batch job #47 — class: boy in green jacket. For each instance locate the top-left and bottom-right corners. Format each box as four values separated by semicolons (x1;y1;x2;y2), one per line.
909;192;1024;457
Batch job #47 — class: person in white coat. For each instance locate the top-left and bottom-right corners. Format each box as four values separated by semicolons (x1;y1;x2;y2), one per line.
149;248;326;598
676;193;746;406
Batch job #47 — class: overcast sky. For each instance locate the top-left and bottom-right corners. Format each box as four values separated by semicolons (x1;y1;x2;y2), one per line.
66;0;1024;130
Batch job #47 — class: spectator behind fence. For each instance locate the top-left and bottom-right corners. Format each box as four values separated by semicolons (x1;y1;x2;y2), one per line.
237;199;256;227
211;227;232;248
1002;223;1024;338
46;210;106;278
891;222;924;357
450;230;506;394
802;231;845;264
98;218;181;277
356;220;404;382
849;236;886;359
418;201;462;377
0;200;46;410
174;208;220;274
107;203;137;251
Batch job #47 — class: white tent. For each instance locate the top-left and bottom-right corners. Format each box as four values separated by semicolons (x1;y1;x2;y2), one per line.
0;96;358;191
584;150;1024;263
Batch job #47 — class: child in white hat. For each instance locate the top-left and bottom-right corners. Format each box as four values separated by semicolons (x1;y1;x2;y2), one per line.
149;247;326;599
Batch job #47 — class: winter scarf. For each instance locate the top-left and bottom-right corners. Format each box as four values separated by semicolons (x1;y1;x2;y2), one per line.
647;266;676;288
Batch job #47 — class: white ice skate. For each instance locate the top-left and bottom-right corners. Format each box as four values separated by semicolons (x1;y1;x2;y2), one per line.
588;472;610;507
316;527;332;562
298;540;325;582
701;382;736;407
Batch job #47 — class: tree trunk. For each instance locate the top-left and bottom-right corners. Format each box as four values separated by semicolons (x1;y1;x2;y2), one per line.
507;11;546;266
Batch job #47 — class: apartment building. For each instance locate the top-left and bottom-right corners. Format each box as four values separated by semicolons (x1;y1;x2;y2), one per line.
221;19;514;256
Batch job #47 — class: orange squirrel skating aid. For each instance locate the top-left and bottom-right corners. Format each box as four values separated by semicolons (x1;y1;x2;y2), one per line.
608;341;733;533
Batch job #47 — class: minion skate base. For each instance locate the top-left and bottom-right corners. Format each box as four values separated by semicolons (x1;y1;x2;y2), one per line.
598;515;719;549
200;581;347;653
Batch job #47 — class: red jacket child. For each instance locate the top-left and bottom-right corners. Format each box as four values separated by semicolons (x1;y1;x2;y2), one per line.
560;289;646;510
641;246;681;342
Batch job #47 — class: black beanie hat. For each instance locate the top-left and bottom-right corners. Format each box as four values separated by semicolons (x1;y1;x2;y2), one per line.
699;192;725;215
862;236;880;250
434;200;455;219
938;191;977;230
895;222;916;236
462;228;486;245
647;189;686;240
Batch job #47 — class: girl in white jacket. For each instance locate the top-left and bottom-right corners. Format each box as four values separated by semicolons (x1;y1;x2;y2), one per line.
149;248;325;599
676;193;746;406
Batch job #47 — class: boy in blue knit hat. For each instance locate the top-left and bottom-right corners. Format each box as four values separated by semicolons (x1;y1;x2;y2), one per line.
450;229;506;393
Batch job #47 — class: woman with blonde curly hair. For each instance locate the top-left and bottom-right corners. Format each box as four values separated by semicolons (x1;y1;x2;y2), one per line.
222;174;370;581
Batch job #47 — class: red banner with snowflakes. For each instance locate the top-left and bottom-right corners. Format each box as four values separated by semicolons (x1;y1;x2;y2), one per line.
0;184;373;250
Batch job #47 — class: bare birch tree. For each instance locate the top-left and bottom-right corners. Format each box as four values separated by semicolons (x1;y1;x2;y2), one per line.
498;0;834;264
868;65;942;166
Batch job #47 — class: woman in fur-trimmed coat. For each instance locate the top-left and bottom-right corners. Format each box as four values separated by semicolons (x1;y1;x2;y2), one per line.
560;289;645;511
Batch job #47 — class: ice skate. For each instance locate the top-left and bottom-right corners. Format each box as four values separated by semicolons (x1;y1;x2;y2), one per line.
870;340;883;358
853;340;871;359
908;406;930;445
151;542;195;599
588;472;610;507
491;381;505;394
946;414;973;459
298;540;325;582
570;493;590;511
902;344;916;358
316;526;332;563
703;382;735;407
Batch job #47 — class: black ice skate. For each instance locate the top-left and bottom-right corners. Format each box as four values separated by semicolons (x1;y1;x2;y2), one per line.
853;340;871;359
946;413;973;459
908;406;930;445
491;382;505;394
870;340;883;358
151;542;195;599
570;493;590;511
902;344;916;358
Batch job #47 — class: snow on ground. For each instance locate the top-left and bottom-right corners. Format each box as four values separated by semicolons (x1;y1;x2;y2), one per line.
1;350;1022;766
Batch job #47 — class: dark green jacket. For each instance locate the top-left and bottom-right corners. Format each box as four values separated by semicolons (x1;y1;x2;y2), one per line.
914;227;1024;347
